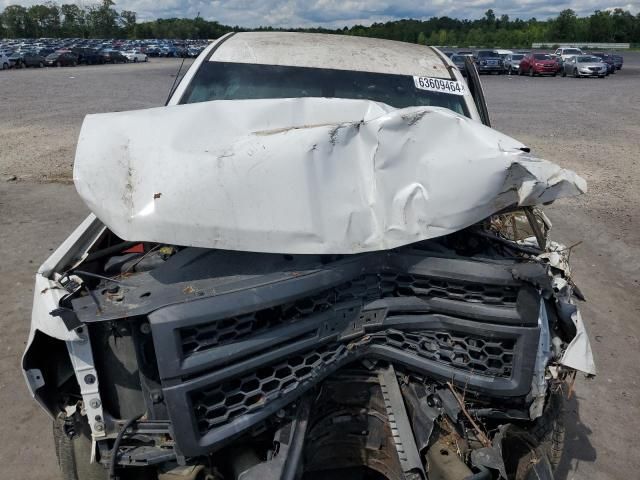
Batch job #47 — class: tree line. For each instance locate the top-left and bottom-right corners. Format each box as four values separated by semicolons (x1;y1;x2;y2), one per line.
1;1;639;47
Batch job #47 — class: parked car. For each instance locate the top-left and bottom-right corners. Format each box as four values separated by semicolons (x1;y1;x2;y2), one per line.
554;47;583;62
591;53;616;74
98;49;128;63
7;51;26;68
504;53;525;74
44;51;78;67
0;52;9;70
612;54;623;70
450;54;467;75
123;49;148;62
187;46;204;57
25;31;594;480
72;48;103;65
494;48;513;57
37;47;55;57
561;55;607;78
22;52;45;68
474;50;504;74
519;53;558;76
494;49;513;66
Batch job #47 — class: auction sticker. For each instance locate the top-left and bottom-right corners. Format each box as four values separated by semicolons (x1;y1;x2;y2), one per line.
413;76;466;95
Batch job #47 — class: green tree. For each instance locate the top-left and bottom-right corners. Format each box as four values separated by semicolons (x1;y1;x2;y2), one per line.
27;2;60;37
120;10;137;38
60;4;85;37
86;0;119;37
589;10;613;41
552;9;578;41
484;9;496;28
1;5;30;37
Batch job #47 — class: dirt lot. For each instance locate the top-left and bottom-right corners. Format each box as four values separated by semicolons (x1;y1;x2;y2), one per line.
1;56;639;480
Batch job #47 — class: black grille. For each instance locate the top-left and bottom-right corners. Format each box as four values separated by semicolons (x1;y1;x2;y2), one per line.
371;329;515;378
381;273;518;305
180;275;382;355
180;274;518;356
190;329;515;434
192;343;349;434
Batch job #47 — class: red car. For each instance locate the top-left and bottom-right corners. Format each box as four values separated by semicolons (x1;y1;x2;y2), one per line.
519;53;559;77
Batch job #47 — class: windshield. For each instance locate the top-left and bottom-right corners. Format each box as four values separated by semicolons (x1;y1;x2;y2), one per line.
512;54;524;60
564;49;582;55
180;61;469;116
477;51;497;58
578;56;599;63
533;54;553;60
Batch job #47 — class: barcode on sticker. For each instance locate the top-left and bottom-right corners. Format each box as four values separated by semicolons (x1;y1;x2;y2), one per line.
413;76;466;95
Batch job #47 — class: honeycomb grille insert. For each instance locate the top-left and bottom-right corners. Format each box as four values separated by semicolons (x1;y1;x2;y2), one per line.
192;344;349;434
180;275;381;356
190;330;516;435
371;329;515;378
180;274;518;356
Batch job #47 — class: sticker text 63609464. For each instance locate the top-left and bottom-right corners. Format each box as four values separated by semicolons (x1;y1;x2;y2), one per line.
413;76;466;96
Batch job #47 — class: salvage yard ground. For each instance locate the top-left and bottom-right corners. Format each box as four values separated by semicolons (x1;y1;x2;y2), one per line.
1;56;639;479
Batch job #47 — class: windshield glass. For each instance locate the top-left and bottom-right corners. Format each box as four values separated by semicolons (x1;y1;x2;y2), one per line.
477;51;496;57
180;61;469;116
578;56;599;63
533;54;552;60
512;54;524;60
564;49;582;55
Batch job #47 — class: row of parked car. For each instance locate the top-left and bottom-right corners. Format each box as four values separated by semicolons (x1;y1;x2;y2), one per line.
0;47;149;69
446;47;624;78
0;37;210;70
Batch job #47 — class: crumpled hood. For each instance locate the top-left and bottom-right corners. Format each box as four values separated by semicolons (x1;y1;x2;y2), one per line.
74;97;586;254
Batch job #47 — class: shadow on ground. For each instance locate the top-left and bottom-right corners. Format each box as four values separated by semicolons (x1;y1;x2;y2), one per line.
556;395;597;479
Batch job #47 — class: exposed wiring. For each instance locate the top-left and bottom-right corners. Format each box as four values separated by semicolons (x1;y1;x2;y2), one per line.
109;413;144;480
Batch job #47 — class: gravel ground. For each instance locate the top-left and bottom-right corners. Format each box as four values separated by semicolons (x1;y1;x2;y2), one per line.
1;55;638;480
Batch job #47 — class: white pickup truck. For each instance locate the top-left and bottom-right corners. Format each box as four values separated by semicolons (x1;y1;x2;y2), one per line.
554;46;583;61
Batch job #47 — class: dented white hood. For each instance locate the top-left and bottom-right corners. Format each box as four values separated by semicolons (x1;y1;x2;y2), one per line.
74;98;586;254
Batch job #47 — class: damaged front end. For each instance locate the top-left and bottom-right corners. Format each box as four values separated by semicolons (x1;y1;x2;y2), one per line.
24;98;594;480
24;208;594;480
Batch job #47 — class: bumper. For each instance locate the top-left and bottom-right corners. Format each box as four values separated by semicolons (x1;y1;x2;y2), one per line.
477;65;502;73
533;66;557;75
578;69;606;77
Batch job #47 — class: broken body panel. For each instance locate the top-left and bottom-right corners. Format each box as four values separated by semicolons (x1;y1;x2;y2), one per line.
23;32;595;480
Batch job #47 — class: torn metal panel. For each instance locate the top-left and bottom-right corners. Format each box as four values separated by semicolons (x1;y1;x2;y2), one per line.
558;302;597;375
74;98;586;254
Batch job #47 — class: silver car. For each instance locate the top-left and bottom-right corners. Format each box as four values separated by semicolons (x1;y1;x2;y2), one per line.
504;53;525;74
562;55;607;78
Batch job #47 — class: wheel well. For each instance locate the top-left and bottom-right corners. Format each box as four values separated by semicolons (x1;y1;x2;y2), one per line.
23;331;79;415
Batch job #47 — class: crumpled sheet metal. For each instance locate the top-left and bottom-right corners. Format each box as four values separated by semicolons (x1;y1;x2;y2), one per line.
74;98;586;254
558;301;597;375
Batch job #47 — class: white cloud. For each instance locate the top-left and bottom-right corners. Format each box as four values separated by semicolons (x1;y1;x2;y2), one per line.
1;0;638;27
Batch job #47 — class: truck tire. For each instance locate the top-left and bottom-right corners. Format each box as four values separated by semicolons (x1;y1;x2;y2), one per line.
53;413;107;480
528;391;566;469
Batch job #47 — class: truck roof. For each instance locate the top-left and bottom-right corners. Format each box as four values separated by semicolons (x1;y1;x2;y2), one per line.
208;32;451;78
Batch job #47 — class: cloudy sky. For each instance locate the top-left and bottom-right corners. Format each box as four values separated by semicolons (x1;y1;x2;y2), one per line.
2;0;639;27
